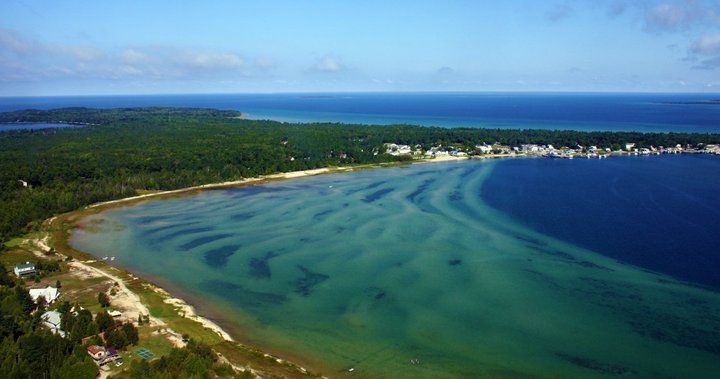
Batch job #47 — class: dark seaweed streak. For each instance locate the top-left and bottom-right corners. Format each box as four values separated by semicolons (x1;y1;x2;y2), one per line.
293;265;330;296
203;245;241;268
363;188;394;203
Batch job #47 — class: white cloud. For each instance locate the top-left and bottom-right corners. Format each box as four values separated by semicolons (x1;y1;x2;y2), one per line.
179;51;243;69
643;3;693;32
0;28;248;82
0;29;36;55
59;46;105;61
691;33;720;55
254;57;276;69
121;48;151;64
313;56;343;72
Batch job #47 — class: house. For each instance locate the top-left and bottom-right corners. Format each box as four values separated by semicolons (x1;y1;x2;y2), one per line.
106;348;121;361
41;310;65;337
29;286;60;304
383;143;413;156
475;144;492;153
88;345;122;366
13;262;36;277
107;310;123;318
88;345;106;361
625;143;636;151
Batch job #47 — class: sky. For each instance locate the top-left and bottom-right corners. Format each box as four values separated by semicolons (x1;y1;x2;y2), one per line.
1;0;719;95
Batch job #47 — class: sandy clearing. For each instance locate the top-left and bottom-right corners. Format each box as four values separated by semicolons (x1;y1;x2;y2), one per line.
67;261;160;326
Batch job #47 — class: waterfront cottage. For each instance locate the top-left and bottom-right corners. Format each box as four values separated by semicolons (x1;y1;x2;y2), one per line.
476;144;493;153
13;262;35;277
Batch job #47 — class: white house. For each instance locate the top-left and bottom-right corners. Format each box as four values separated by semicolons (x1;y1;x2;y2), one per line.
13;262;36;277
29;286;60;304
476;144;492;153
41;311;65;337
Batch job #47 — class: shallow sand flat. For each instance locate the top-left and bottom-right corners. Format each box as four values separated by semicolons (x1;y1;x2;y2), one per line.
71;159;720;378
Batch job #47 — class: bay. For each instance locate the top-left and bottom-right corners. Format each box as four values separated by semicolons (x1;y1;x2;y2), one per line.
70;157;720;378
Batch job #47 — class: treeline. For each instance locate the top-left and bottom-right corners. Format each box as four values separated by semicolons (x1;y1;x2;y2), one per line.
1;107;719;243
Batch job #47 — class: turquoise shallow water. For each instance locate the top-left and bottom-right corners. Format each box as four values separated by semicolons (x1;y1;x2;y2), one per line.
71;160;720;378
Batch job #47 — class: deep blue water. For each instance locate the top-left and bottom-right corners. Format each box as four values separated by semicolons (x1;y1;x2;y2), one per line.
0;123;82;132
482;154;720;289
1;92;720;132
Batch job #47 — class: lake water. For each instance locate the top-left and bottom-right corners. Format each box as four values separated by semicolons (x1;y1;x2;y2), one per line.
0;123;82;132
71;156;720;378
2;92;720;132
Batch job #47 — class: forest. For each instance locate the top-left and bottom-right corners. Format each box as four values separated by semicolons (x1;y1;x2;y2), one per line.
1;107;719;244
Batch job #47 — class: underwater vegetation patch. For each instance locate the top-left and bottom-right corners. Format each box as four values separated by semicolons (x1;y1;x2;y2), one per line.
363;188;394;203
555;352;633;376
154;226;215;242
313;209;334;220
249;252;279;279
179;233;234;250
203;244;241;268
459;166;478;178
406;178;435;203
292;265;330;296
228;211;257;221
142;221;200;235
449;190;463;201
201;279;286;307
534;248;614;271
515;235;548;247
135;215;170;225
346;180;388;195
573;278;720;355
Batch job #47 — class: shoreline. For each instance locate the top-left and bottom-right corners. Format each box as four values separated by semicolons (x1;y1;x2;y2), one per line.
86;156;476;210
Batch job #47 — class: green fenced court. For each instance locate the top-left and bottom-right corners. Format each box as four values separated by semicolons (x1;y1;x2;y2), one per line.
134;348;155;359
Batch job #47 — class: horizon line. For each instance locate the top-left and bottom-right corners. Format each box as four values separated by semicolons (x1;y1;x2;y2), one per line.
2;89;720;99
